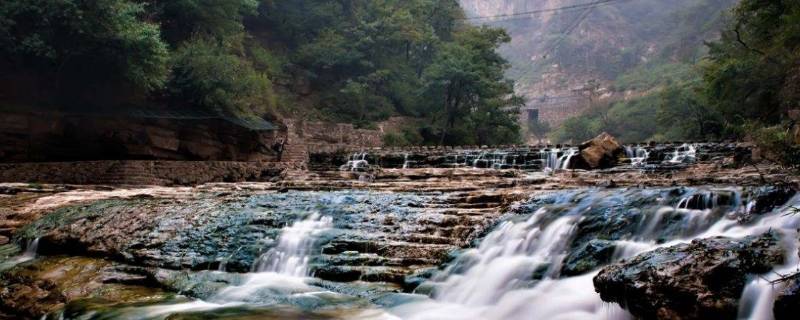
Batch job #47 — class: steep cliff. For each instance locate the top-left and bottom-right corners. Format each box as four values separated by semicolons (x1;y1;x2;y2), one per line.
459;0;737;131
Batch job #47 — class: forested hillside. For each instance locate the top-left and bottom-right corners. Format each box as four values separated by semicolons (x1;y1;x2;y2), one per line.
460;0;738;141
0;0;522;146
550;0;800;166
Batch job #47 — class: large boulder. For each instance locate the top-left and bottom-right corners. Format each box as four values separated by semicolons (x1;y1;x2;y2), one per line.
774;274;800;320
570;132;624;169
593;232;785;319
561;239;616;276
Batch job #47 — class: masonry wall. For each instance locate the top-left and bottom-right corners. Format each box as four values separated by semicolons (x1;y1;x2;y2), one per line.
284;117;408;155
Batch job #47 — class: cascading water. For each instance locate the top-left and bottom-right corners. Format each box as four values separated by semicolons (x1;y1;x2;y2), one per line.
38;188;800;320
21;237;38;260
391;187;800;320
126;213;352;319
490;152;509;169
625;145;650;166
0;237;39;270
559;148;578;170
402;153;411;169
252;212;333;276
668;143;697;164
539;147;577;172
209;213;334;303
432;213;578;305
341;152;370;171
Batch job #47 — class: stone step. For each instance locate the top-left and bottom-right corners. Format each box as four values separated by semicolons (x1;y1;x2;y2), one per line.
315;253;437;267
321;239;452;261
313;265;412;283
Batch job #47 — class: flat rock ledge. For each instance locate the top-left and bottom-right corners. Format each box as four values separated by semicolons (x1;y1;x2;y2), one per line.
593;232;784;319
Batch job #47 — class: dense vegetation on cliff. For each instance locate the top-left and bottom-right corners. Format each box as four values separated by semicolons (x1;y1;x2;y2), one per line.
547;0;735;143
552;0;800;161
0;0;522;145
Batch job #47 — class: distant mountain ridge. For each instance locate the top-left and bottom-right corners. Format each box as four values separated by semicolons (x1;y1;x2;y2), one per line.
458;0;737;135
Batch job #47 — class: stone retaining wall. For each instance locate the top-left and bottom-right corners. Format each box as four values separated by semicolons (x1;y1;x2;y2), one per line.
283;117;410;155
0;161;294;186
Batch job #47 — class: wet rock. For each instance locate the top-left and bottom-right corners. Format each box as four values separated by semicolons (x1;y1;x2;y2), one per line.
0;256;167;319
151;268;243;299
0;276;65;319
402;267;438;292
594;232;785;319
570;133;624;170
313;265;364;282
733;146;753;166
676;189;738;210
561;239;616;276
0;235;8;245
22;190;504;287
774;274;800;320
749;186;797;215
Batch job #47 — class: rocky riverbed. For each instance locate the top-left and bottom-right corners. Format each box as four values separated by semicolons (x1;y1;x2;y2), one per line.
1;144;799;319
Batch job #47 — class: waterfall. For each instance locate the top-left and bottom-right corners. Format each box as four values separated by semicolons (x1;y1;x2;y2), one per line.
22;237;39;259
668;144;697;164
1;237;40;270
340;152;370;171
491;152;509;169
136;213;337;318
472;152;487;168
214;213;333;303
540;149;559;171
252;212;333;276
432;213;578;305
394;191;629;319
392;188;800;320
402;153;411;169
625;145;650;166
720;202;800;320
539;147;578;172
560;148;578;170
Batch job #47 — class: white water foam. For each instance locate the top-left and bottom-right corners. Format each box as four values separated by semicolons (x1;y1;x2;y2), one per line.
392;189;800;320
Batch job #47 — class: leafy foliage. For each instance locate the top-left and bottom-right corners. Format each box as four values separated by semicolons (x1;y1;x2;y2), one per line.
168;38;273;117
0;0;521;145
153;0;258;45
703;0;800;128
553;0;800;158
0;0;170;92
419;27;522;145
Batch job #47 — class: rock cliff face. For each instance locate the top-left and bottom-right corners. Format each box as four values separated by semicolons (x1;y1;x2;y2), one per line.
458;0;736;129
0;111;397;166
0;111;279;162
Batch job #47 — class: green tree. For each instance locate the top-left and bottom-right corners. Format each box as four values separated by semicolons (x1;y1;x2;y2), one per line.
168;38;273;117
421;26;521;145
702;0;800;131
529;120;552;144
550;117;596;144
658;84;721;140
152;0;258;46
0;0;170;93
